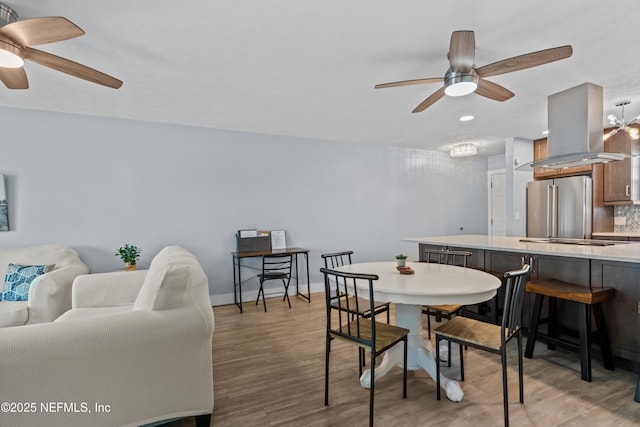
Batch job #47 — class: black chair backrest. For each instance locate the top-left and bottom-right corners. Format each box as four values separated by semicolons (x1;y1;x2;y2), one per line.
320;267;378;347
501;264;531;344
262;253;292;276
422;249;471;267
321;251;353;268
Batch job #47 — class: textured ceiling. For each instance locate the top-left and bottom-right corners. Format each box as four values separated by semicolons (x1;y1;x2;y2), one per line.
1;0;639;156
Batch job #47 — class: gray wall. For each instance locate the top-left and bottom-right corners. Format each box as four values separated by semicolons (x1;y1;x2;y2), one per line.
0;107;489;305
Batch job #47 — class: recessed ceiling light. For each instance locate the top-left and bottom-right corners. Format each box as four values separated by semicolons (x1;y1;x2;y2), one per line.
459;115;474;122
542;130;549;135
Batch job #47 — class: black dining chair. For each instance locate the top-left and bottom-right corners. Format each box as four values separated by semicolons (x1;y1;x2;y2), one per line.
321;251;391;323
420;248;472;366
255;253;293;312
321;267;408;427
434;264;530;427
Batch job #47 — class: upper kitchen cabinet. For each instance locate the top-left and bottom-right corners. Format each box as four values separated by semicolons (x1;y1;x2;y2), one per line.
532;138;592;180
603;129;639;205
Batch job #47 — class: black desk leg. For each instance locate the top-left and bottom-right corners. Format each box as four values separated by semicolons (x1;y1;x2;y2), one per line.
295;253;311;303
305;253;310;303
233;255;243;313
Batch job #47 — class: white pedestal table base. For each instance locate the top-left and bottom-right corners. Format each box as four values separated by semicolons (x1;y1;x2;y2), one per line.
358;303;464;402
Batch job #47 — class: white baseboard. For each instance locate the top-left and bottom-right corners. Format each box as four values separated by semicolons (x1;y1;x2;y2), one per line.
209;281;324;307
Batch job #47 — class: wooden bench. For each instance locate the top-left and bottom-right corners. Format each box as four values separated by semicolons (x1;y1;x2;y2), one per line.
524;278;615;382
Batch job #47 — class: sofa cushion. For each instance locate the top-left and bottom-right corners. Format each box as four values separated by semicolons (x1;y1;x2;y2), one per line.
1;263;54;301
133;246;193;311
55;305;134;322
0;301;29;327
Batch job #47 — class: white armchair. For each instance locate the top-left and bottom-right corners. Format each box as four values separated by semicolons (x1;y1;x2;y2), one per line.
0;245;214;427
0;244;89;327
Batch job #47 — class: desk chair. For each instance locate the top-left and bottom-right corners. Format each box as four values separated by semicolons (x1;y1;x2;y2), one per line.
321;267;408;427
434;264;530;427
255;254;292;312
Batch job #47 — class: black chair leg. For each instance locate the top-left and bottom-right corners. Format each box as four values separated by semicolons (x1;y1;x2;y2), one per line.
195;414;211;427
427;313;432;339
369;351;375;427
325;335;331;406
635;375;640;403
403;338;408;398
518;332;524;403
256;280;267;312
282;279;291;308
436;337;441;400
501;349;510;427
460;342;465;381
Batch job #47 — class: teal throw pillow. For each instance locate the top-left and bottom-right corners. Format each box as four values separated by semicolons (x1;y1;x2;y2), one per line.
0;263;54;301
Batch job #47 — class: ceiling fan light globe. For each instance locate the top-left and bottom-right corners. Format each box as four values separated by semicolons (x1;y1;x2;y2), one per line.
444;70;479;97
445;81;477;97
0;49;23;68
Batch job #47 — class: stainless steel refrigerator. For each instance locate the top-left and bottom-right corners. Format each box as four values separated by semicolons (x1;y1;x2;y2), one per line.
526;176;592;239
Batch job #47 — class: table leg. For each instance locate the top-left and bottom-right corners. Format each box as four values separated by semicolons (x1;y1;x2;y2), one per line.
358;303;464;402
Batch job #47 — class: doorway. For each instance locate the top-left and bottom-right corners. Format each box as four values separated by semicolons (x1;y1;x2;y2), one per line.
489;170;506;236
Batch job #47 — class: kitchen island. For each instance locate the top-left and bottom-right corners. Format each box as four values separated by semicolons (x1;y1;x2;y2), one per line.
404;235;640;372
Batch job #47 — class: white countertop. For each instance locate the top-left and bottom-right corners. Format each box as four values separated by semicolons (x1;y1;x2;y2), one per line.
403;235;640;263
592;232;640;238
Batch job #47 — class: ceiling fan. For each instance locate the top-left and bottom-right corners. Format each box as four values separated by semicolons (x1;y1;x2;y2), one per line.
604;101;639;141
0;3;122;89
375;30;572;113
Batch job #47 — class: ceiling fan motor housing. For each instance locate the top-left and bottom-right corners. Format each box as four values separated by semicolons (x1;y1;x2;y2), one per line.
0;3;18;27
444;68;479;96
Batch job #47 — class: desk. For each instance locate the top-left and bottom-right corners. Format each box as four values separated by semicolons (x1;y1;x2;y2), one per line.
232;247;310;313
334;261;501;402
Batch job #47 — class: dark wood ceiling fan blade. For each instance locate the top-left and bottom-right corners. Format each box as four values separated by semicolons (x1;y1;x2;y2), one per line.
375;77;443;89
449;30;475;72
476;45;573;78
476;79;514;101
0;17;84;47
412;87;445;113
24;47;122;89
0;67;28;89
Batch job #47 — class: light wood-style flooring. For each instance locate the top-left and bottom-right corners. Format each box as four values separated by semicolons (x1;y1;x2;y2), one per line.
169;293;640;426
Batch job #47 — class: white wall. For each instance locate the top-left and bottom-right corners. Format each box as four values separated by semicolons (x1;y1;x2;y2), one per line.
504;137;533;236
0;107;489;304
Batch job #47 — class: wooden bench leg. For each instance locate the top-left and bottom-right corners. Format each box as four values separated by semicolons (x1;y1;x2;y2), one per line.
593;302;614;371
547;297;557;351
578;303;592;382
525;293;543;359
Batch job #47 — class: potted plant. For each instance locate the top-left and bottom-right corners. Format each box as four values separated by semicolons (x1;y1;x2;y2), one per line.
115;244;142;271
395;253;408;267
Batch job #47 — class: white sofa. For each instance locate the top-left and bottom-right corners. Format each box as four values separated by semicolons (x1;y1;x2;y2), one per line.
0;245;214;427
0;244;89;327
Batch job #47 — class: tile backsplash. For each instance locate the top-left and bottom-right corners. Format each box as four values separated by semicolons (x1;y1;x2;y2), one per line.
614;205;640;232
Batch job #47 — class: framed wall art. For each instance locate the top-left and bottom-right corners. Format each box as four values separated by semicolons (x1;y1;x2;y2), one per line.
0;175;8;231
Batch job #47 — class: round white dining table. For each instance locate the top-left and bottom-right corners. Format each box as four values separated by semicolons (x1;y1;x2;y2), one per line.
334;261;501;402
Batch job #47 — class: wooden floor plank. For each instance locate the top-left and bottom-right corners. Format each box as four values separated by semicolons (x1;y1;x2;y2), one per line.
165;293;640;427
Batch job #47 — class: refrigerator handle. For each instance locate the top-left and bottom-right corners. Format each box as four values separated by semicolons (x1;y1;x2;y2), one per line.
550;185;558;238
549;185;558;237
